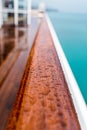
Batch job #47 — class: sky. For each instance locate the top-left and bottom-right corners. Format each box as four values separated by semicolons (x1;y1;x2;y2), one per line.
32;0;87;13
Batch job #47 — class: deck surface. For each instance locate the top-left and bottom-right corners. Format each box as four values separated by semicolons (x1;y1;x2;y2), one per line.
0;17;39;130
6;17;81;130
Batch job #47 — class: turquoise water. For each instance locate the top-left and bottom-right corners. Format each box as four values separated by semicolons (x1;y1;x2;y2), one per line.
49;12;87;103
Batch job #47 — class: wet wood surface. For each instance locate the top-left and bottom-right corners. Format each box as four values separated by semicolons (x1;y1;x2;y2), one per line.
6;17;81;130
0;17;39;130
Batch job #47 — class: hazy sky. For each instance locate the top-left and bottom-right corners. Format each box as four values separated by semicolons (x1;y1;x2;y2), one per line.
32;0;87;13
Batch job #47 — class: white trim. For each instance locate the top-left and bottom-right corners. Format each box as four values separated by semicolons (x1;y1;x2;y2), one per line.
3;9;28;14
3;9;14;13
17;10;27;14
46;14;87;130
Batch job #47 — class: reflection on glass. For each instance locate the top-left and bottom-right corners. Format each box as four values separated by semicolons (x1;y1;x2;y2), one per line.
3;13;14;25
3;0;14;9
18;0;27;10
18;14;27;26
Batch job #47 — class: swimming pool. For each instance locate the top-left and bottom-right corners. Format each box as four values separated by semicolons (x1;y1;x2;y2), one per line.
48;12;87;103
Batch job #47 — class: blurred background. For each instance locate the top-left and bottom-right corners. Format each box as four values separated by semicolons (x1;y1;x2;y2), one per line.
32;0;87;13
